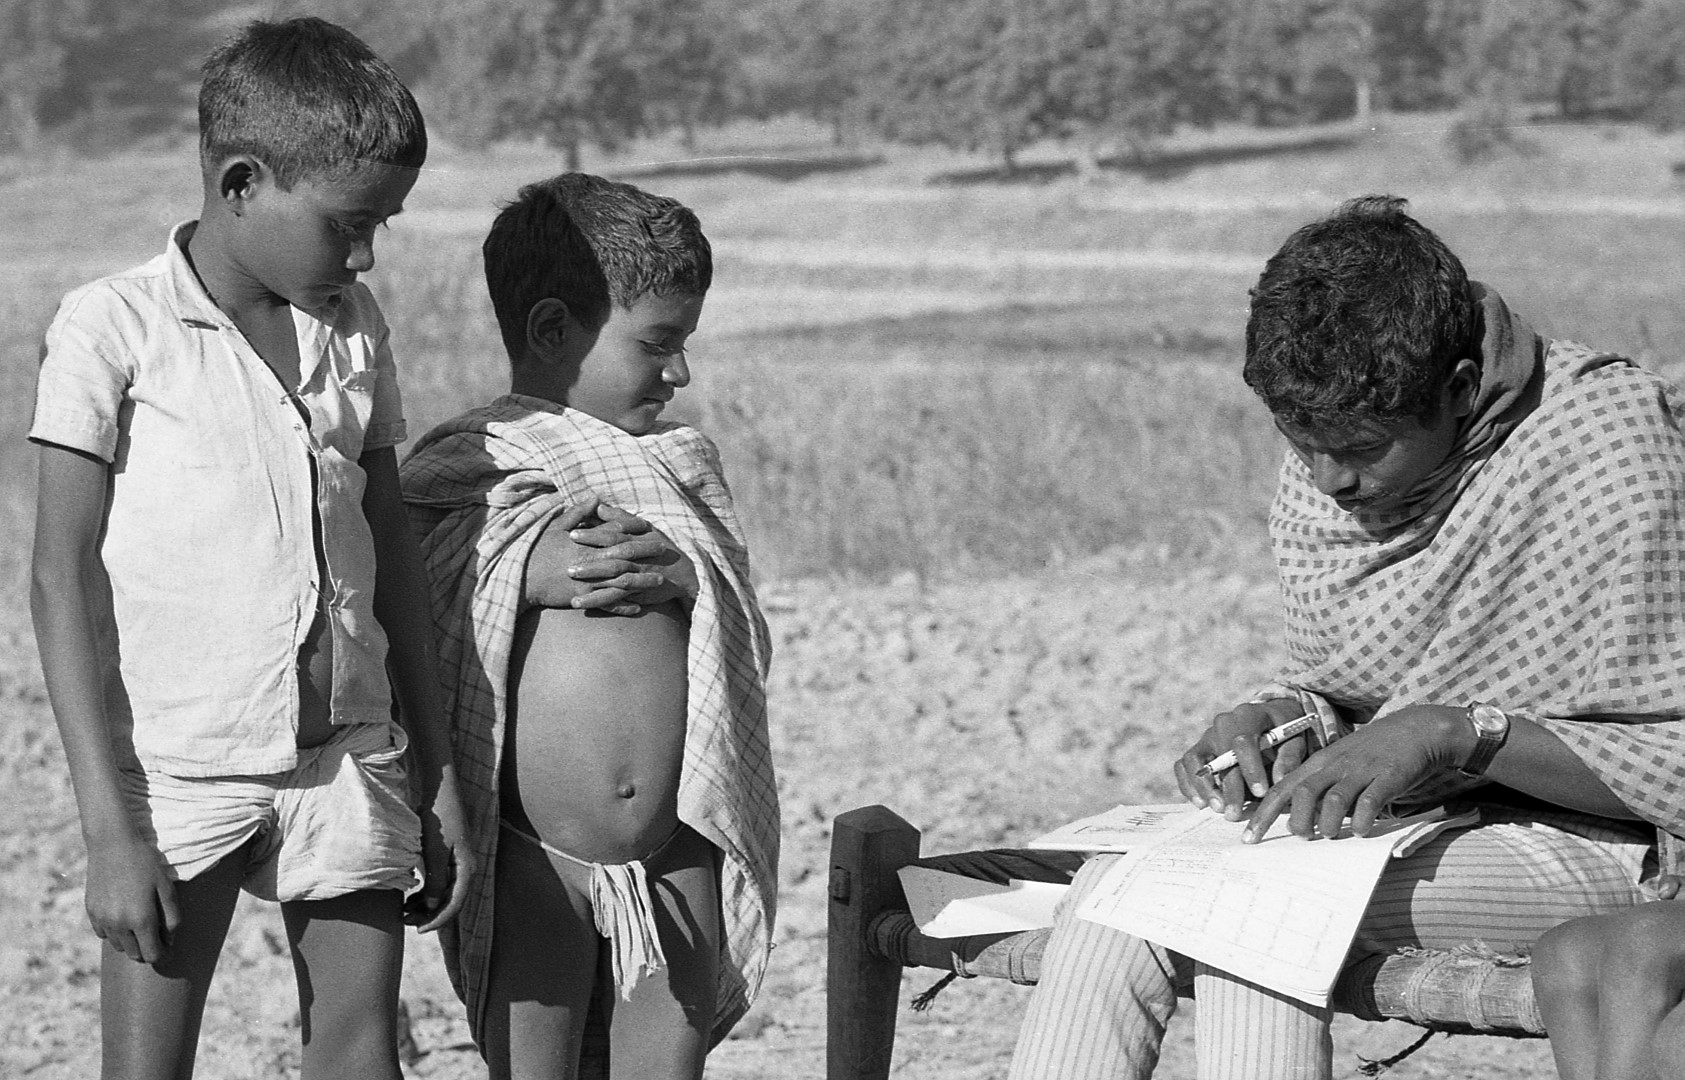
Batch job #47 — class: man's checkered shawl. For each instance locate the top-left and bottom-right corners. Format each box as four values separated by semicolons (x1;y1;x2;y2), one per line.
401;396;777;1047
1270;295;1685;861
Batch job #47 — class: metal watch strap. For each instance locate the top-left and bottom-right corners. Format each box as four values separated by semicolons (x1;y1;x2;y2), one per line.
1457;702;1509;779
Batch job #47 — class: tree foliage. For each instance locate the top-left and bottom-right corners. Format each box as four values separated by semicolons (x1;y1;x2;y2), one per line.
8;0;1685;168
729;0;884;143
0;0;91;151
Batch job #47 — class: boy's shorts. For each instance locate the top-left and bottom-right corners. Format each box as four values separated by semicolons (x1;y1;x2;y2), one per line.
118;722;422;902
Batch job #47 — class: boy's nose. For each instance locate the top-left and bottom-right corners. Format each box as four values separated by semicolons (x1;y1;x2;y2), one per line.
663;353;690;388
345;238;375;274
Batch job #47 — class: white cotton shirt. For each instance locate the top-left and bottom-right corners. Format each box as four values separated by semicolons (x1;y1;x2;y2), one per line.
30;221;405;777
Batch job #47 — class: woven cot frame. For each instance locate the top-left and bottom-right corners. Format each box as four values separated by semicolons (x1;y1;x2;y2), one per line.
825;805;1542;1080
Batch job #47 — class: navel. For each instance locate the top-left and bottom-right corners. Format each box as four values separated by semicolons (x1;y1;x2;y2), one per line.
616;782;637;799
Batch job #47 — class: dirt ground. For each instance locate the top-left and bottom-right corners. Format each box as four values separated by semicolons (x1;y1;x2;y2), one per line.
0;560;1562;1079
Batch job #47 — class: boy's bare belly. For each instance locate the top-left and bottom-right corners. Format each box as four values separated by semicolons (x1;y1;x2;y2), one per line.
503;602;690;864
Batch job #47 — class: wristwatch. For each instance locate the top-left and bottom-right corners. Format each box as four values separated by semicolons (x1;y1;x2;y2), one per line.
1457;702;1510;779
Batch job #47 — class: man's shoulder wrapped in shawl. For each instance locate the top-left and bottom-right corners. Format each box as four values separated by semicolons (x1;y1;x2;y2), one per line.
399;394;777;1049
1268;284;1685;856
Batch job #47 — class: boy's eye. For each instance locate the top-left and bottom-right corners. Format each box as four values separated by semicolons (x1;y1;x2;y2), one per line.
642;341;684;357
330;219;381;238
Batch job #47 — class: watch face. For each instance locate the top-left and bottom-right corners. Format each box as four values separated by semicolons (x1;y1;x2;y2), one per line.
1470;703;1509;736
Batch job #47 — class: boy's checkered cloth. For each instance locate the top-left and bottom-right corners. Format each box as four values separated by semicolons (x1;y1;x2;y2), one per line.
1269;286;1685;859
401;395;777;1047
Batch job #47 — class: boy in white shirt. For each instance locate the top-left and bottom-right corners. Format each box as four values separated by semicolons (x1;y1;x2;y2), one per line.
28;17;470;1079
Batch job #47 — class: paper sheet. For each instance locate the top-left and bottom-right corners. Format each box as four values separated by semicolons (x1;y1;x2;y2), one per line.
1027;803;1203;852
898;866;1068;938
1072;807;1475;1006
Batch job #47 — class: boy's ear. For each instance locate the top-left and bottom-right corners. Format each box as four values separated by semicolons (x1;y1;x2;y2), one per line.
213;155;266;216
526;298;578;364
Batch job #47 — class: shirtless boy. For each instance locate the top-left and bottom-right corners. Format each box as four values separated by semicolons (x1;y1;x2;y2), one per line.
402;173;778;1079
29;18;469;1079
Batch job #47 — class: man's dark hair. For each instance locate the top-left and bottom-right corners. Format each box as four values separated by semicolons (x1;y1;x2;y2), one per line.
199;17;426;189
1243;195;1476;429
483;173;712;363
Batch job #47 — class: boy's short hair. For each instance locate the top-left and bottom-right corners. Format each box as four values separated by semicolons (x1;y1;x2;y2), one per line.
483;173;713;362
199;17;426;189
1243;195;1476;430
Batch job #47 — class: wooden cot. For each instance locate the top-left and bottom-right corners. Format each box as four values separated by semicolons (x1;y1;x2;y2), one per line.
825;805;1544;1080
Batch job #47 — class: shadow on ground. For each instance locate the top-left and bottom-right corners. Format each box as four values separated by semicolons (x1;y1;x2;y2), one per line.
618;148;886;182
931;132;1362;186
734;299;1233;361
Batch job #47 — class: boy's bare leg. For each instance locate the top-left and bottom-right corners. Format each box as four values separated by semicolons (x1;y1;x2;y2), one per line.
100;851;246;1080
602;826;721;1080
281;888;405;1080
483;829;601;1080
1591;903;1685;1080
1651;1002;1685;1080
1533;916;1605;1080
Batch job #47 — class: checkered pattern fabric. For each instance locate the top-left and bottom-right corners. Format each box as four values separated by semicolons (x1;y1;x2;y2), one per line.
400;395;777;1048
1270;289;1685;862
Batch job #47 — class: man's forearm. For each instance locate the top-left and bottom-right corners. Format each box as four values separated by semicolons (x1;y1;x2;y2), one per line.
1406;702;1639;820
1484;714;1641;821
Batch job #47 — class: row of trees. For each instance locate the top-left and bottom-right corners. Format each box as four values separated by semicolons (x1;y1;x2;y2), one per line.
6;0;1685;168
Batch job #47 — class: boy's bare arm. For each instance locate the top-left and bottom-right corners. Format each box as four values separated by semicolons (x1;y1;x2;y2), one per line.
31;442;180;964
521;497;611;609
527;501;699;614
360;445;474;931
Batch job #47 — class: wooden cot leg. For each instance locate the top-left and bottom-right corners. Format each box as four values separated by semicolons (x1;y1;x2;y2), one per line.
828;805;921;1080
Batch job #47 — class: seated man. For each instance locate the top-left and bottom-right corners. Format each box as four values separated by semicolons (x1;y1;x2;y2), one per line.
1009;196;1685;1080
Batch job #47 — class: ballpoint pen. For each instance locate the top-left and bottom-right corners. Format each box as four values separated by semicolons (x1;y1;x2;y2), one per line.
1194;712;1318;778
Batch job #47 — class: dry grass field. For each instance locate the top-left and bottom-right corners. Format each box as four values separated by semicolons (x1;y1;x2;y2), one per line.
4;113;1685;1078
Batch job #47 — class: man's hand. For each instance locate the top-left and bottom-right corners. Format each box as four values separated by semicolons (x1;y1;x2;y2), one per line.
1175;697;1315;819
565;503;699;614
1241;703;1469;843
405;768;475;933
85;832;179;965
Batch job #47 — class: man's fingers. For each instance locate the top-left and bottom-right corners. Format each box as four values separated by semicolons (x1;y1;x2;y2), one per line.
1278;785;1310;839
1348;784;1391;837
1174;757;1211;807
1315;785;1354;840
1218;765;1250;819
1271;736;1310;783
1234;741;1272;802
1244;784;1291;842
